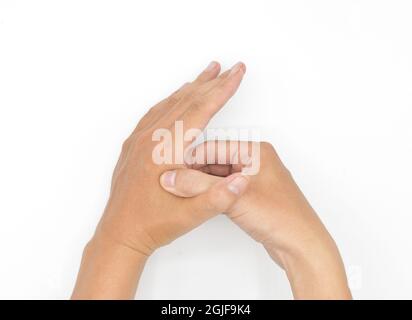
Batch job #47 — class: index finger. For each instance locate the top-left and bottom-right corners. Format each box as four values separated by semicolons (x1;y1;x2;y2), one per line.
177;62;246;144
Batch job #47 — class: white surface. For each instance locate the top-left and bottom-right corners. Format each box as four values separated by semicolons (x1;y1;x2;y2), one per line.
1;0;412;299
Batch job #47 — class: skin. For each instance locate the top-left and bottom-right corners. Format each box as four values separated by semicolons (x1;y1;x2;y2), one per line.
72;61;351;300
72;61;251;299
160;141;352;299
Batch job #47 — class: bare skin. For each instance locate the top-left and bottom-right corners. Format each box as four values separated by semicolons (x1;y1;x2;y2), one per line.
160;141;352;299
72;61;351;300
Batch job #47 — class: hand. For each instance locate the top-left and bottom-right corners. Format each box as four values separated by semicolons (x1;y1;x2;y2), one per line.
72;61;251;299
97;61;250;255
159;141;352;299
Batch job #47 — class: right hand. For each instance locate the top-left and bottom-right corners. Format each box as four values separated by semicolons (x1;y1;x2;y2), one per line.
160;141;352;299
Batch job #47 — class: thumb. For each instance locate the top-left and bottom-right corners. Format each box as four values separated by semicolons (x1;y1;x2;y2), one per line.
160;168;221;197
160;169;250;214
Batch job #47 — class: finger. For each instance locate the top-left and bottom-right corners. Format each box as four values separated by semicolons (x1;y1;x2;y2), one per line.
160;168;221;197
154;61;220;117
193;61;221;84
192;68;233;96
178;62;246;139
133;82;191;133
187;140;256;168
198;164;234;176
157;62;246;142
217;69;231;80
134;61;221;133
190;172;250;217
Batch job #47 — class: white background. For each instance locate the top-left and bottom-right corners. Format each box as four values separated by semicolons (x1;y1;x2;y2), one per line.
0;0;411;299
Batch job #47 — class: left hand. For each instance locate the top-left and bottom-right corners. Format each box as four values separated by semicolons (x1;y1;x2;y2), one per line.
73;61;251;299
92;61;250;256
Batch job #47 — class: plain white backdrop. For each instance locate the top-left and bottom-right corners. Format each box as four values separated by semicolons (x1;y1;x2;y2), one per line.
1;0;411;299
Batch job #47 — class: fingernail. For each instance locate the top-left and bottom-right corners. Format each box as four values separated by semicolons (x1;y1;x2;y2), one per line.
206;61;217;71
162;171;176;188
229;62;245;76
227;176;248;195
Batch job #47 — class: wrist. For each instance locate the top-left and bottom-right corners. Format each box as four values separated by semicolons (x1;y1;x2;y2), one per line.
92;222;155;258
263;229;352;299
86;232;150;262
97;207;157;257
72;232;149;299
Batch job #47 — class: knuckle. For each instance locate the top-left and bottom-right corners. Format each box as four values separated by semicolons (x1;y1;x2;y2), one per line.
168;83;194;105
258;142;279;166
134;131;150;145
148;105;157;114
191;96;218;117
166;94;180;106
260;141;274;151
213;83;226;95
189;97;205;112
145;104;160;118
204;191;219;212
204;188;232;213
260;141;277;155
121;136;133;151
